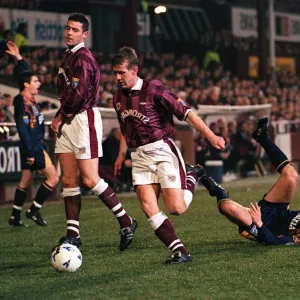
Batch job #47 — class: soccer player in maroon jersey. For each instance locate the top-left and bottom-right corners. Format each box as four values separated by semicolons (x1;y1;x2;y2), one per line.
51;14;137;251
112;47;225;264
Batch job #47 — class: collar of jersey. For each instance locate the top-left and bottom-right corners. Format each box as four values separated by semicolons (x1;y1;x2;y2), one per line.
131;77;143;91
66;42;85;53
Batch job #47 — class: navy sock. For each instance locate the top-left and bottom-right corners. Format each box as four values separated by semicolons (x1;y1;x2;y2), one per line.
256;134;289;172
215;187;229;203
30;182;53;212
11;186;28;220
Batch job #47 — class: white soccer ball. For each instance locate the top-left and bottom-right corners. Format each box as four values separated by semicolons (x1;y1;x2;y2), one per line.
51;243;82;272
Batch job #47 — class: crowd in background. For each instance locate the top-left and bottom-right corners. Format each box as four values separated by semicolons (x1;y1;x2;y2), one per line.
1;25;300;189
1;46;300;123
199;29;300;55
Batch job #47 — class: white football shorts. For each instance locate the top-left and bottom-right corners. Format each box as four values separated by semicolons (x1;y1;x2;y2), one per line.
55;107;103;159
131;139;186;189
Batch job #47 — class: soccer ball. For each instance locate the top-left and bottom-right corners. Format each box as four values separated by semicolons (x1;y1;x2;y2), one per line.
51;243;82;272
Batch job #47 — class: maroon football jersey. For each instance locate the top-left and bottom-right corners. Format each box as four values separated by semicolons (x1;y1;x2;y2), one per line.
57;46;100;117
113;79;191;148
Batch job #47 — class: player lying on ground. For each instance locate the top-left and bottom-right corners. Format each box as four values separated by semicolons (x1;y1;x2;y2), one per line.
201;116;300;245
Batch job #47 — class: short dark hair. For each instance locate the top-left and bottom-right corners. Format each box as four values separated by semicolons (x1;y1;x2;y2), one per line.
112;46;138;70
18;71;35;91
68;13;89;32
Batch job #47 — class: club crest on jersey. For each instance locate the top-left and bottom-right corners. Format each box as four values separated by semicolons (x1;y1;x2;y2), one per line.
32;105;39;116
177;97;188;107
23;116;29;124
116;103;121;111
38;114;44;125
72;77;80;89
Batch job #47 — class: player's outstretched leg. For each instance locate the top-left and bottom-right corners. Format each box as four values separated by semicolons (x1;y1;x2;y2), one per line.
252;116;269;140
148;211;192;264
185;164;206;180
252;116;290;173
201;176;229;201
183;164;206;209
91;179;138;251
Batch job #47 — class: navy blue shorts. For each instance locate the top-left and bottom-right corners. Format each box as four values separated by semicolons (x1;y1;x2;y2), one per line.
259;199;300;235
21;149;53;171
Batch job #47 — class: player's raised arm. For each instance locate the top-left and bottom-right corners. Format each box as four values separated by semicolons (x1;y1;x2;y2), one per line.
6;41;30;73
6;41;22;60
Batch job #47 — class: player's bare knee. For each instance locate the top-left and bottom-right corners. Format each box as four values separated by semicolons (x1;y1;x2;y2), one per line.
167;203;186;216
20;177;33;188
219;201;235;216
282;165;298;187
81;178;94;189
50;173;59;186
61;176;78;188
19;180;31;189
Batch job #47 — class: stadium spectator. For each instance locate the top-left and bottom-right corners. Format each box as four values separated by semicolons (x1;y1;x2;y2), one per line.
119;148;134;192
41;73;55;89
0;17;5;42
227;120;237;139
6;41;59;227
51;13;137;251
0;93;13;122
201;116;300;245
98;127;122;189
203;44;221;71
194;131;207;167
14;22;28;50
106;95;114;108
0;30;12;59
204;86;221;105
233;120;258;177
112;46;225;264
1;35;300;124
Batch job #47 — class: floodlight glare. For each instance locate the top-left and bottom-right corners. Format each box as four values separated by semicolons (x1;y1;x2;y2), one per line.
154;6;167;14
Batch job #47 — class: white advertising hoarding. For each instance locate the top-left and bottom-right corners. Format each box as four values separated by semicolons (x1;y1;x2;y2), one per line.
232;7;257;38
232;7;300;43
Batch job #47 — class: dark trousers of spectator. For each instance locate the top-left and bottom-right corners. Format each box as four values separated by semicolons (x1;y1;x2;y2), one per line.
99;165;120;189
237;154;257;177
119;166;133;192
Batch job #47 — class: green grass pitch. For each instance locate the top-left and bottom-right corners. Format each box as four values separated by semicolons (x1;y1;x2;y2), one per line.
1;176;300;300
